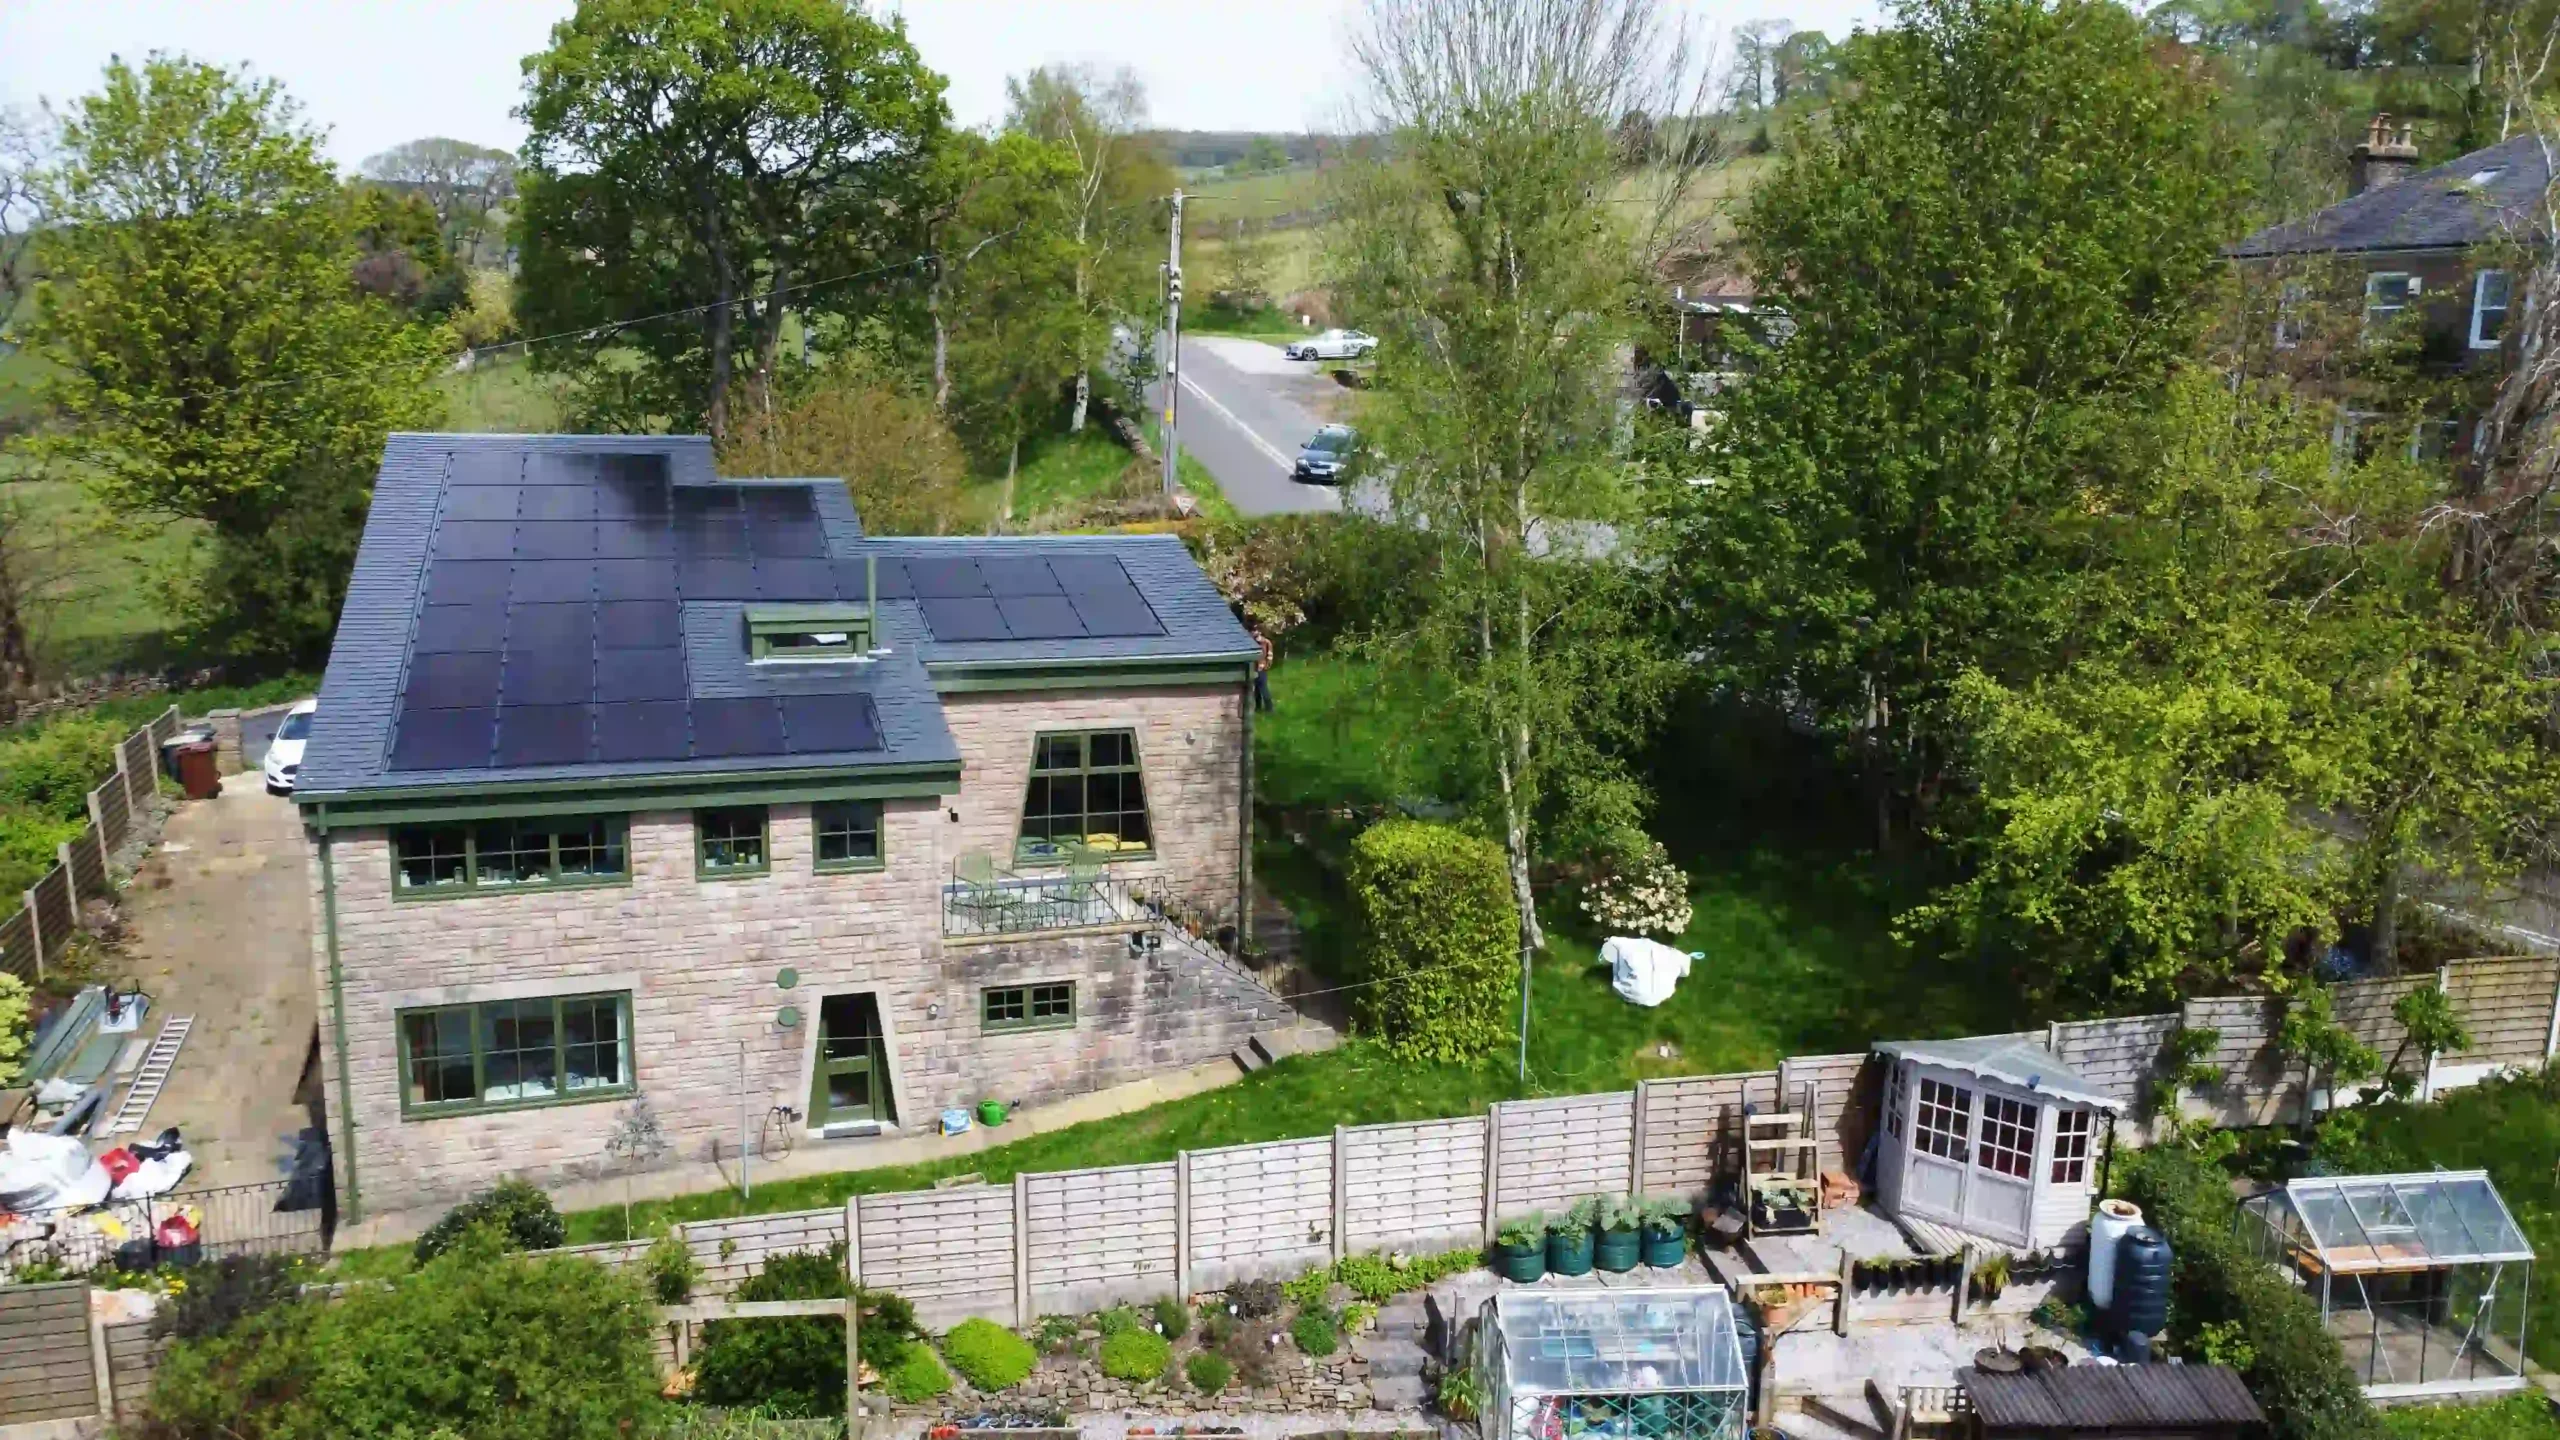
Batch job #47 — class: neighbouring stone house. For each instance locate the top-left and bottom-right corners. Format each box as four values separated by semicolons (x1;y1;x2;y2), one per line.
294;433;1294;1222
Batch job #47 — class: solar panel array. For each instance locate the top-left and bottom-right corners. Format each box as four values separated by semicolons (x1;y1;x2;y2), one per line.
895;555;1167;645
390;453;886;771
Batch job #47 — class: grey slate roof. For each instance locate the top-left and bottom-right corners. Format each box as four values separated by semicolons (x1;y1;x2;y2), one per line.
1872;1034;2121;1112
296;433;1254;801
2230;132;2552;257
1961;1364;2262;1432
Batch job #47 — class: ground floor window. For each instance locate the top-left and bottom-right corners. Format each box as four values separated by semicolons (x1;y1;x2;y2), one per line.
813;800;884;872
696;806;769;877
982;981;1076;1033
392;815;627;893
2051;1108;2093;1185
1977;1094;2036;1179
398;991;633;1115
1914;1077;1972;1162
1019;729;1151;861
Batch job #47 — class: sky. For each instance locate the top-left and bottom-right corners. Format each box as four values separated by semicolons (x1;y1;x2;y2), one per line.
0;0;1887;171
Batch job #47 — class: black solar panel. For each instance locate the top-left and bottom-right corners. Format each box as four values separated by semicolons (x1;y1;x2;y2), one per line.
448;451;522;486
593;518;675;558
740;486;815;519
995;594;1087;640
495;704;593;766
517;486;596;522
983;558;1062;596
594;700;690;761
691;696;785;757
782;693;884;753
677;559;758;599
595;559;678;600
388;705;495;770
1047;554;1136;594
674;486;739;515
414;604;507;653
509;561;595;604
441;486;520;522
597;600;679;649
675;516;750;557
920;596;1009;641
507;602;595;651
425;560;512;607
747;520;829;558
1064;585;1166;638
596;452;671;486
905;557;989;597
843;558;910;599
433;520;517;561
514;521;597;560
503;650;594;705
523;452;604;486
595;647;687;702
408;650;504;709
753;559;838;600
595;475;672;518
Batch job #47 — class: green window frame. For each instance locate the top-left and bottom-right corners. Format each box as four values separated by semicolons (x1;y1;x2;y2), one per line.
392;815;628;896
813;799;884;873
397;991;633;1117
696;805;769;878
1017;729;1152;863
747;604;874;661
981;981;1076;1034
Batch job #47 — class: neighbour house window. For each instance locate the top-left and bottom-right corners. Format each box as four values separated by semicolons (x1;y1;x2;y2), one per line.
1914;1077;1972;1162
2410;418;2461;462
398;991;632;1115
391;816;628;894
2472;270;2512;349
747;605;873;661
1017;729;1152;862
2051;1108;2093;1186
981;981;1076;1034
1977;1094;2037;1180
696;806;769;878
2274;282;2307;350
2365;272;2417;332
813;800;884;872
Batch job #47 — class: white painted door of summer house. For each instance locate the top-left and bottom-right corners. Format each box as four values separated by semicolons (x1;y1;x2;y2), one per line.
1900;1066;2036;1247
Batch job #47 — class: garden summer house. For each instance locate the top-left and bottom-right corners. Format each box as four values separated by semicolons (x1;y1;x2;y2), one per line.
1870;1036;2120;1251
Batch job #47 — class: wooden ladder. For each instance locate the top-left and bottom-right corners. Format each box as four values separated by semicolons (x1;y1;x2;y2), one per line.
105;1015;193;1136
1745;1083;1825;1236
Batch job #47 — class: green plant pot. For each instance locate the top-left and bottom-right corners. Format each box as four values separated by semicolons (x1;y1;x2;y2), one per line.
977;1100;1008;1127
1595;1226;1642;1273
1547;1226;1595;1277
1494;1239;1546;1284
1641;1223;1689;1269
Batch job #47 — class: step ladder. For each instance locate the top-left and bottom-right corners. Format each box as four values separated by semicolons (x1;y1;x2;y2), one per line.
104;1015;193;1136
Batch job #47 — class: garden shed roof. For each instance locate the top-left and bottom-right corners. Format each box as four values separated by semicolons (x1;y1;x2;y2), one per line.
1962;1363;2263;1431
1872;1035;2121;1112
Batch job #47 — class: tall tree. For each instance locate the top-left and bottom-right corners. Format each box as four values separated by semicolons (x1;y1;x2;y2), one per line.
1726;19;1794;110
1677;0;2240;847
1329;0;1710;960
939;134;1084;515
1004;65;1167;434
516;0;947;437
358;136;515;260
21;55;444;666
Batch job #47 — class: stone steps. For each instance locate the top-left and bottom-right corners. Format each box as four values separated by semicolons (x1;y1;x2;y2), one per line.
1233;1024;1342;1073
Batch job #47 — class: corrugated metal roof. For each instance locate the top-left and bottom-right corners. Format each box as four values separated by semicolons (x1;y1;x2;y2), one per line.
1873;1034;2122;1112
1962;1364;2264;1430
2230;132;2550;257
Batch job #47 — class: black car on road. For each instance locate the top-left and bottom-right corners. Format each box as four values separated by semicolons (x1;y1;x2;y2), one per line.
1294;424;1358;484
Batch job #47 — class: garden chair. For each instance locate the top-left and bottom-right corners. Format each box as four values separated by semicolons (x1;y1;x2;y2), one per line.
952;850;1021;932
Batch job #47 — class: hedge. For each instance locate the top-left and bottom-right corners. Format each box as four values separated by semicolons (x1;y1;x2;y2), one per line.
942;1317;1036;1391
0;717;122;822
1347;819;1519;1060
2118;1147;2386;1440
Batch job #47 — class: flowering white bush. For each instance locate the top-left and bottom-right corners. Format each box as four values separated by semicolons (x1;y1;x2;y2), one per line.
1580;840;1692;936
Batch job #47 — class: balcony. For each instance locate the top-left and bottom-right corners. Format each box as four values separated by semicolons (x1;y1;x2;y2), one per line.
939;856;1238;949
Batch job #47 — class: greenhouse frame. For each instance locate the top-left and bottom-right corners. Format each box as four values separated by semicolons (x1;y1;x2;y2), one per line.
2237;1170;2534;1400
1476;1287;1752;1440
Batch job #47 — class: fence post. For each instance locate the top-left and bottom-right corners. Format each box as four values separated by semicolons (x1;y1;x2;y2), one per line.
1330;1126;1347;1264
23;885;42;981
2423;967;2450;1102
2543;959;2560;1063
1630;1082;1650;1197
1013;1172;1032;1327
57;840;79;907
1175;1150;1192;1299
1482;1103;1503;1246
89;1303;115;1421
844;1198;862;1437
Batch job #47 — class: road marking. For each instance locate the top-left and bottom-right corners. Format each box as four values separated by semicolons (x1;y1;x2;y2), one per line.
1179;370;1295;471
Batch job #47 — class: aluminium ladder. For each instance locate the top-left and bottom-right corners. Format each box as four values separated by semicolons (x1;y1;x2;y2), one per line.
104;1014;193;1136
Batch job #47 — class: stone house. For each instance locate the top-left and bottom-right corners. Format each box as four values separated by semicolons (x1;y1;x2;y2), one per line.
293;434;1295;1222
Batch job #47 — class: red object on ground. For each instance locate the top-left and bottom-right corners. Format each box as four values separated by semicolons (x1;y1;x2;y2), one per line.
154;1213;198;1249
97;1148;141;1184
173;740;221;799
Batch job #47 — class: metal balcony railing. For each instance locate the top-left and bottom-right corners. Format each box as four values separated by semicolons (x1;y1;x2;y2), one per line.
942;861;1145;939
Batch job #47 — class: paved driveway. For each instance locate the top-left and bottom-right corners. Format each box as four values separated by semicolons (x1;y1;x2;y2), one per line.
1157;335;1356;517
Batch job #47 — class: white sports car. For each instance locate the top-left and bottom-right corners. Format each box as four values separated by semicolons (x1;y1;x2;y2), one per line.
1283;328;1378;361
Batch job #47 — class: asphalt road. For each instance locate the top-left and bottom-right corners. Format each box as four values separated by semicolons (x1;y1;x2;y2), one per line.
1157;335;1349;517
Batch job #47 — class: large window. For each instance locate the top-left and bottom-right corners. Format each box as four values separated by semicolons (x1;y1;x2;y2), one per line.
2051;1107;2094;1185
813;800;884;872
982;982;1076;1034
2365;271;2417;332
398;991;632;1116
1978;1094;2037;1179
2473;269;2512;349
392;816;627;895
696;806;769;878
1018;729;1151;862
1914;1077;1972;1162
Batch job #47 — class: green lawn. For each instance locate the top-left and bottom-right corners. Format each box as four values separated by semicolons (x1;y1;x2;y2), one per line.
438;352;568;433
2382;1394;2560;1440
0;468;200;678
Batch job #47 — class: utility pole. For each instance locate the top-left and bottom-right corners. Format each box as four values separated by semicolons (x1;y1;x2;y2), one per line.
1162;188;1184;499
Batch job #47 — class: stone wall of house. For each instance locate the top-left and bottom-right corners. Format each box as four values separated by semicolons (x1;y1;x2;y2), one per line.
308;683;1273;1221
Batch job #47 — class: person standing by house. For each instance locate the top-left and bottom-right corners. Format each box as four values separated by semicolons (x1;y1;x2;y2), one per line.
1252;624;1275;713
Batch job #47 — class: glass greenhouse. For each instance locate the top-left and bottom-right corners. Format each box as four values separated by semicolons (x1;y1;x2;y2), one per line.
2238;1171;2534;1399
1477;1287;1751;1440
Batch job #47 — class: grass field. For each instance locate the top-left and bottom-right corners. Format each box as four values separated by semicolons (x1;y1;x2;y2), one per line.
439;352;568;433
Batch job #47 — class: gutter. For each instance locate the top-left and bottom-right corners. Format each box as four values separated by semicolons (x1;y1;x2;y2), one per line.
317;816;362;1225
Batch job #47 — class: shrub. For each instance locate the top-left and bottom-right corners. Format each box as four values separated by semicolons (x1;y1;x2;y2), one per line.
1095;1303;1144;1337
2381;1394;2560;1440
413;1178;565;1263
0;813;82;899
2120;1146;2386;1440
888;1340;953;1402
1099;1327;1172;1382
645;1230;697;1304
944;1317;1037;1392
0;717;121;820
150;1254;301;1343
1187;1351;1234;1394
1291;1305;1341;1357
1033;1313;1081;1354
1150;1293;1190;1340
1221;1320;1277;1386
0;971;28;1090
1281;1266;1333;1309
691;1247;917;1419
146;1229;661;1440
1347;820;1519;1060
1229;1277;1283;1319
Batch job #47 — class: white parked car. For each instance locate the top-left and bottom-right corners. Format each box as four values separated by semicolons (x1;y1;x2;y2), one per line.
263;699;317;795
1283;328;1377;361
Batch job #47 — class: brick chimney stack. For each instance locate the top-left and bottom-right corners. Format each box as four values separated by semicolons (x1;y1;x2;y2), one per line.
2349;113;2421;196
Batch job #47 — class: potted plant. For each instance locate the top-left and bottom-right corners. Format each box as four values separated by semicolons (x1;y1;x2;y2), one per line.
1494;1215;1548;1283
1639;1197;1690;1269
1594;1197;1644;1273
1972;1253;2010;1303
1547;1197;1599;1277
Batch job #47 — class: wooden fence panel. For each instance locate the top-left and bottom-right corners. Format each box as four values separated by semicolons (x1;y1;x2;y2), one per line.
1024;1163;1178;1315
95;771;132;855
682;1208;844;1299
29;864;72;969
860;1186;1016;1330
2446;957;2560;1066
2332;974;2427;1071
120;730;156;811
2184;995;2291;1127
1340;1116;1486;1256
2049;1016;2178;1109
0;909;33;984
1636;1071;1779;1200
0;1281;96;1423
1778;1052;1873;1176
1187;1138;1332;1288
1493;1092;1634;1219
65;822;107;904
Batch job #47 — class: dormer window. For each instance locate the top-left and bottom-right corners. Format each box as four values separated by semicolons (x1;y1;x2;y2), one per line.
747;605;874;662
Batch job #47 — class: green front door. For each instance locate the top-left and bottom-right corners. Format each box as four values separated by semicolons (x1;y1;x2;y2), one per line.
810;994;892;1129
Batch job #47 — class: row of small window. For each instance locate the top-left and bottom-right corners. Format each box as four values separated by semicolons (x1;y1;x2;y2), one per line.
1887;1072;2093;1186
397;983;1077;1115
392;802;883;892
2278;269;2511;350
